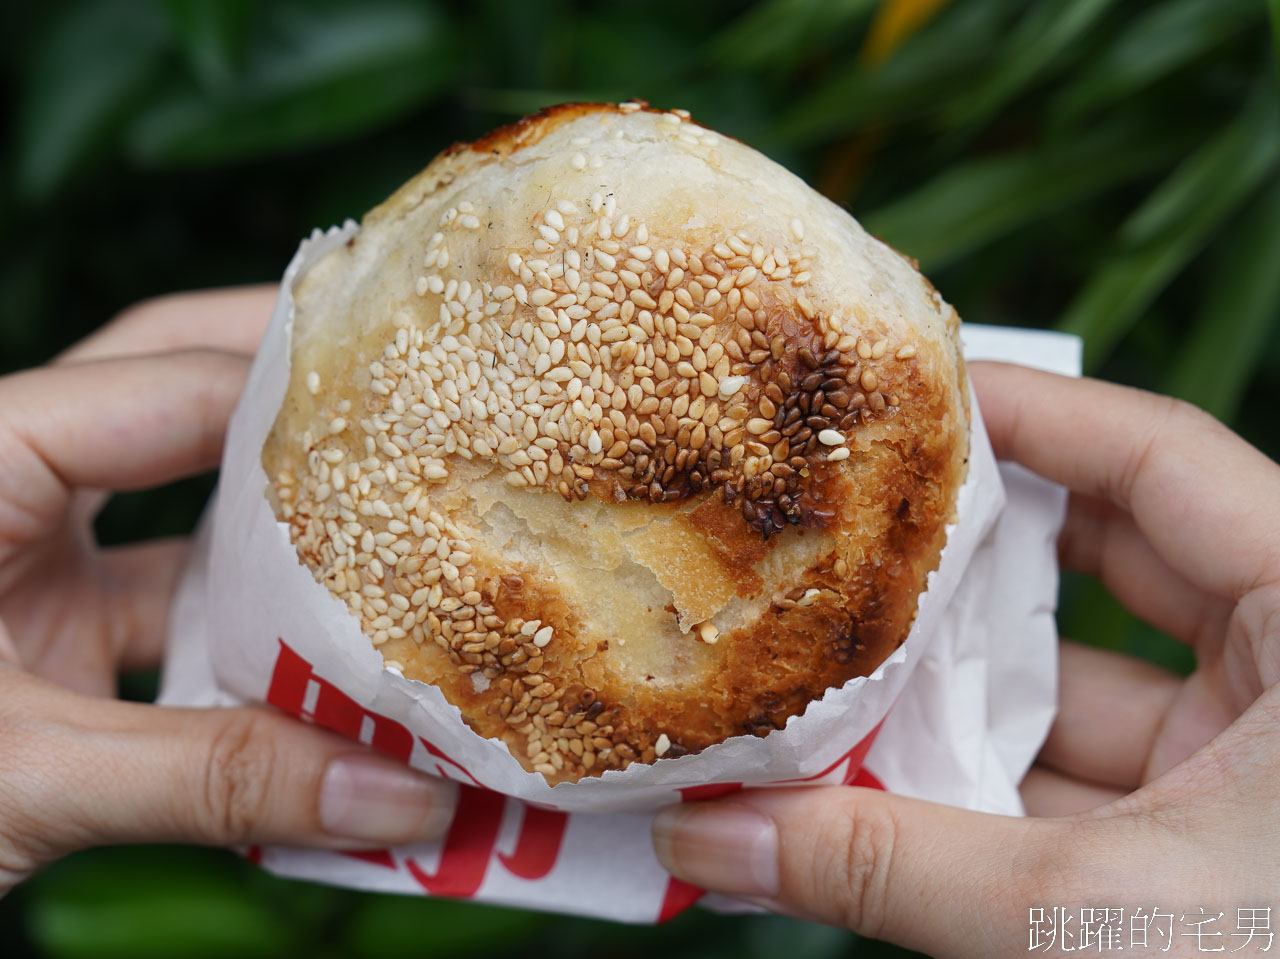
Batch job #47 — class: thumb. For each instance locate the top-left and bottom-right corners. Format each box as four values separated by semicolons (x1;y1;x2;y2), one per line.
0;673;457;885
653;786;1078;956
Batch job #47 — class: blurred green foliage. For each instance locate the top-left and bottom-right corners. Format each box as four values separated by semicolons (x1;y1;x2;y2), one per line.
1;0;1278;956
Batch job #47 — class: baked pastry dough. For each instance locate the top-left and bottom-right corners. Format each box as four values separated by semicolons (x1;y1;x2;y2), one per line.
264;102;968;783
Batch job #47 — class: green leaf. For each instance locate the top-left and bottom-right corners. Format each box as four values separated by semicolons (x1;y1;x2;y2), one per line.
159;0;254;91
26;848;298;959
15;0;171;201
943;0;1116;133
341;894;547;959
127;1;455;166
1052;0;1260;125
773;0;1023;146
1272;0;1280;64
711;0;878;72
860;115;1191;270
1059;88;1280;370
1165;179;1280;422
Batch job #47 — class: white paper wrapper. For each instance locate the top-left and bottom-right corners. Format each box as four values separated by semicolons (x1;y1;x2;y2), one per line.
160;224;1080;922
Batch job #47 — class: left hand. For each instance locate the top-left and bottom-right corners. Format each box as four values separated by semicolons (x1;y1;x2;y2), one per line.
0;287;458;894
1;285;279;695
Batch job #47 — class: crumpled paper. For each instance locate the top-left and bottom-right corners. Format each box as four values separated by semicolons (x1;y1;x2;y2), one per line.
160;223;1080;922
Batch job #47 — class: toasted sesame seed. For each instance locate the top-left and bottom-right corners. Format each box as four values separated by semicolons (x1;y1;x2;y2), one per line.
278;195;893;779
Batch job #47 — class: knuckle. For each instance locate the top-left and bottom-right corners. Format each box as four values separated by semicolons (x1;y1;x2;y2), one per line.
1149;393;1213;433
201;714;278;844
1115;394;1215;501
0;821;33;898
0;683;71;885
0;774;36;894
112;291;189;331
814;796;901;938
1239;585;1280;686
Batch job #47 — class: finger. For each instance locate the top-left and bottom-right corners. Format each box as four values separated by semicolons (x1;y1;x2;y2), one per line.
1039;641;1181;790
59;286;278;364
1020;765;1125;818
100;539;190;671
0;672;458;878
1144;663;1242;781
0;351;248;528
1060;494;1233;650
653;786;1081;956
971;361;1280;600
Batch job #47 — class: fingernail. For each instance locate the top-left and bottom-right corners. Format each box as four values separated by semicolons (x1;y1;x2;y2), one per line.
652;802;779;898
319;753;457;844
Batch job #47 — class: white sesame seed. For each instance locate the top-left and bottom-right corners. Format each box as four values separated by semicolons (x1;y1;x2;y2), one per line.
655;733;671;756
717;375;746;397
533;625;553;647
306;371;321;395
827;447;851;462
818;429;844;446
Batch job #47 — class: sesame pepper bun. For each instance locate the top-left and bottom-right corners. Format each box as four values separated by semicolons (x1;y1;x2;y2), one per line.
263;102;968;784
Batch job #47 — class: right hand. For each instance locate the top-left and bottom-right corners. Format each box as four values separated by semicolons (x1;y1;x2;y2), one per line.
654;362;1280;956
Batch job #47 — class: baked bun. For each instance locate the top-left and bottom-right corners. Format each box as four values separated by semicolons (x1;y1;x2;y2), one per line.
264;102;968;783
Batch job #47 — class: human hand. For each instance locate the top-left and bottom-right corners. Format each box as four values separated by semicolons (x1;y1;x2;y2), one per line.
0;287;457;896
653;361;1280;956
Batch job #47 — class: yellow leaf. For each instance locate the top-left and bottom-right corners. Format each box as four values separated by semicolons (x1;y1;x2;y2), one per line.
861;0;953;65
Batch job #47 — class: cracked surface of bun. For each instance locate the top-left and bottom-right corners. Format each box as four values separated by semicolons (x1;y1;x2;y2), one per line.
264;102;968;783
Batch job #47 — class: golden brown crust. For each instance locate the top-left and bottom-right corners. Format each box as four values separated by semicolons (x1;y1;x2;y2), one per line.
264;103;968;782
449;102;655;159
